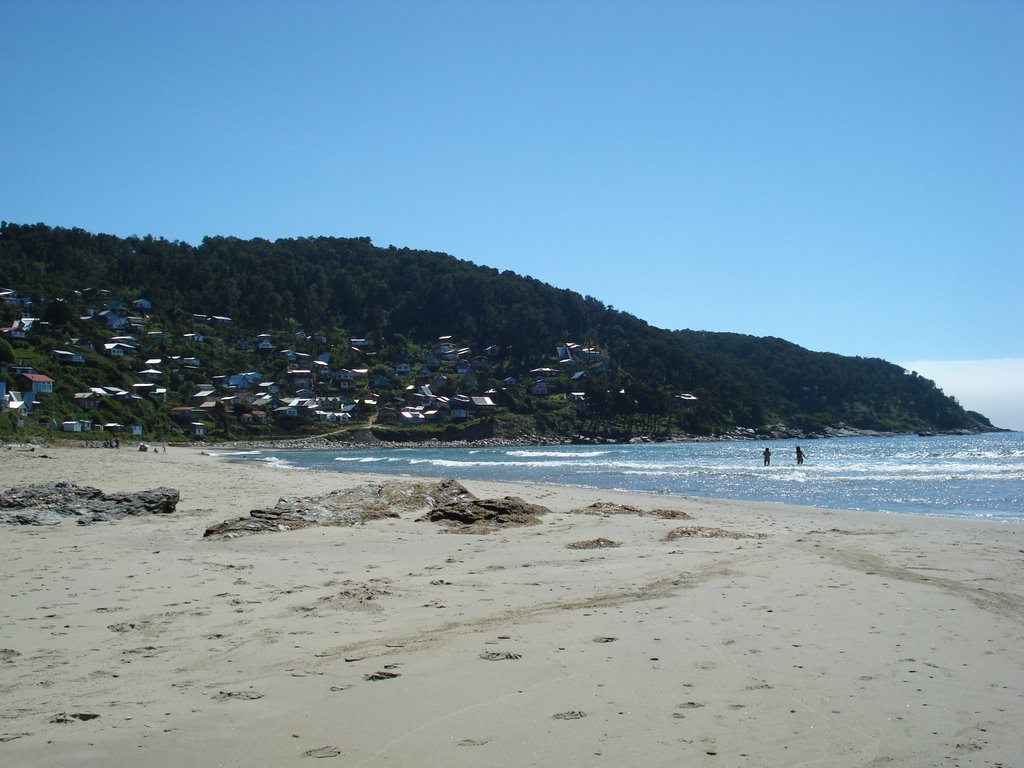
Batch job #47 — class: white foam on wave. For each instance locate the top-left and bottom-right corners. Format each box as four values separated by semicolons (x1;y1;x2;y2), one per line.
505;449;613;458
258;455;297;469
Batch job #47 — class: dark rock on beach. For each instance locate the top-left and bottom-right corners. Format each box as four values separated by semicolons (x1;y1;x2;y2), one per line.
203;478;476;539
0;482;180;526
203;478;550;538
417;495;551;532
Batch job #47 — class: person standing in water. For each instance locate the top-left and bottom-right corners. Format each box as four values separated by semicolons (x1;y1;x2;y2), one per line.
796;445;805;465
763;447;771;466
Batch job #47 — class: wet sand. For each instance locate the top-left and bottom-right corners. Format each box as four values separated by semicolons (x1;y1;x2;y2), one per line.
1;445;1022;766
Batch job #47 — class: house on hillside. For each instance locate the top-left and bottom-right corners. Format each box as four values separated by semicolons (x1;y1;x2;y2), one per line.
54;349;86;365
530;380;551;397
73;392;100;410
100;386;132;402
62;420;95;432
334;368;367;389
471;396;496;412
132;383;167;401
103;342;135;357
450;394;472;419
97;309;129;331
4;392;26;423
19;373;54;395
399;409;426;425
169;405;199;424
239;410;268;425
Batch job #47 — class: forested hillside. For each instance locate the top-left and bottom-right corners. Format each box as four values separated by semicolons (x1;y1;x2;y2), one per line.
0;222;995;441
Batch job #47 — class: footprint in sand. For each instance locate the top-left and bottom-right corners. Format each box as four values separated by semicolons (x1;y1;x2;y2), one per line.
303;745;342;758
364;671;400;681
214;690;264;701
50;712;100;723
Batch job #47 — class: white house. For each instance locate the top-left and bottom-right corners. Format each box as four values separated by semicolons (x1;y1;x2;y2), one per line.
54;349;86;364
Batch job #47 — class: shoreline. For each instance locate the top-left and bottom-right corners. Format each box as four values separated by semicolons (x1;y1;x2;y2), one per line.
8;420;1011;456
1;446;1022;766
16;433;1022;525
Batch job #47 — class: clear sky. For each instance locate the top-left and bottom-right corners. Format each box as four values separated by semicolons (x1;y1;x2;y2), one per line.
2;1;1021;427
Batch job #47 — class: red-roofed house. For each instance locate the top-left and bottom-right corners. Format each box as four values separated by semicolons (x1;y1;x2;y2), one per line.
18;373;54;395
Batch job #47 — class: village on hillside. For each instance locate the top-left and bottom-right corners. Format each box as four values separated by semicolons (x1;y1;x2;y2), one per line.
1;287;621;441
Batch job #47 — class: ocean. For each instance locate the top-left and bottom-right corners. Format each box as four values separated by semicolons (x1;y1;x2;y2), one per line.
221;431;1024;523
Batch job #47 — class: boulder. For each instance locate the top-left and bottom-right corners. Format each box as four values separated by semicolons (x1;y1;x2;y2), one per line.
417;495;551;532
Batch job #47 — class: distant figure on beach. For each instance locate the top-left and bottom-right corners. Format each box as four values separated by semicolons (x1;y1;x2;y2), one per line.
796;446;805;465
763;447;771;466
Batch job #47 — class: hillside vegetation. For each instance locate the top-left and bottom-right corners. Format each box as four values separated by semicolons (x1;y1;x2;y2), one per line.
0;222;995;443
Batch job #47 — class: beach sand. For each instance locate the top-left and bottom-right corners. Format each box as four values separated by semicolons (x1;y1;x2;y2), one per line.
1;444;1022;767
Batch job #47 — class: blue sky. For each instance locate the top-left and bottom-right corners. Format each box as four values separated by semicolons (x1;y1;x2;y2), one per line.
2;2;1021;427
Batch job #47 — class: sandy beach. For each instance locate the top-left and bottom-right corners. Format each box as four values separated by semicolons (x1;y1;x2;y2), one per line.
1;444;1021;767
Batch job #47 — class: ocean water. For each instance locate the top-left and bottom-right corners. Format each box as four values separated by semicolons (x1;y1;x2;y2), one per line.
221;432;1024;523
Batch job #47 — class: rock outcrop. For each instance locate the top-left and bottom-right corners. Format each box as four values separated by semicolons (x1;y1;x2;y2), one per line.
416;495;551;532
203;479;476;539
0;482;180;525
203;478;552;538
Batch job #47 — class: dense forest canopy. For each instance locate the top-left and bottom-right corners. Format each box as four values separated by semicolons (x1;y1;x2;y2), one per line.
0;222;995;439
